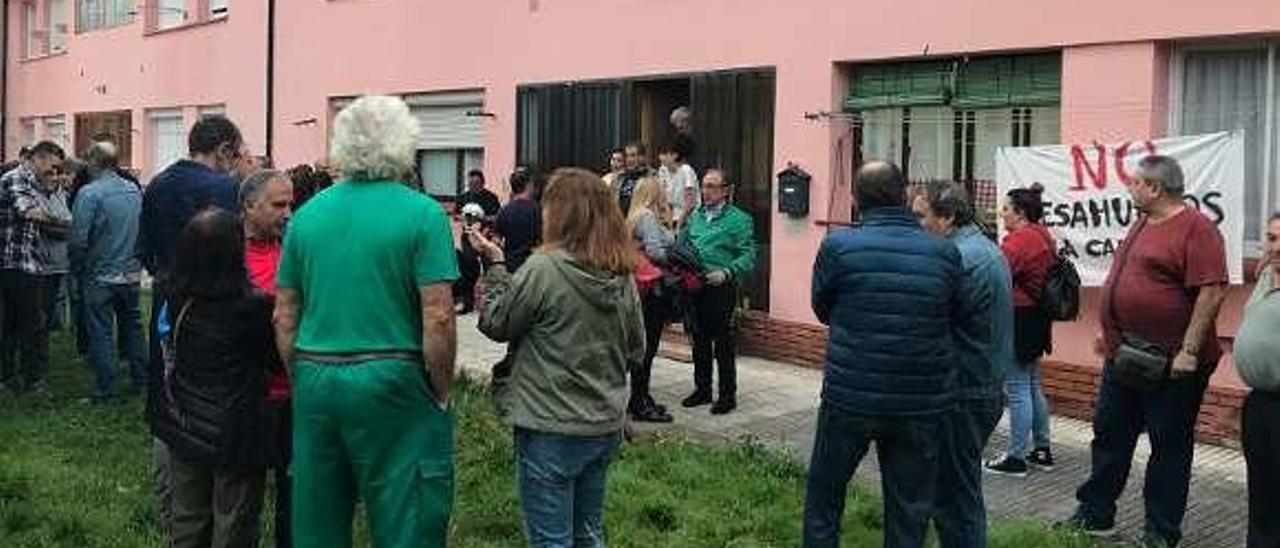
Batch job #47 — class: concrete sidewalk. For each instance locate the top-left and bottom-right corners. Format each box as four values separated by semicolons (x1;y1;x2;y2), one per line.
454;314;1248;547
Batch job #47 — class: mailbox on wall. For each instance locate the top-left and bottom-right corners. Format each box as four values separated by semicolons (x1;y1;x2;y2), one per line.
777;165;811;218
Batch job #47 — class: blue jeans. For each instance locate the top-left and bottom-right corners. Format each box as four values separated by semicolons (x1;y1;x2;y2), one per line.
516;428;620;548
933;397;1002;548
803;403;943;548
1075;362;1209;546
1004;360;1052;458
83;282;147;400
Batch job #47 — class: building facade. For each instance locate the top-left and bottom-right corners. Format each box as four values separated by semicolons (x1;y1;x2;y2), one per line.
8;0;1280;442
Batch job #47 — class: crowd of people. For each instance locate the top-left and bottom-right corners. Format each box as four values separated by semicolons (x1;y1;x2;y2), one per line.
0;91;1275;548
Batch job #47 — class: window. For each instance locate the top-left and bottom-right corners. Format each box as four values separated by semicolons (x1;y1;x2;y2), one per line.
417;149;483;199
157;0;187;30
209;0;228;19
47;0;69;52
149;110;184;176
1173;43;1280;252
78;0;135;33
24;2;41;58
197;104;226;118
20;119;38;146
849;54;1062;219
43;116;68;149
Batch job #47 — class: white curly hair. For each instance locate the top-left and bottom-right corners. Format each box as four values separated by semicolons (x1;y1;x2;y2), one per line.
330;95;421;182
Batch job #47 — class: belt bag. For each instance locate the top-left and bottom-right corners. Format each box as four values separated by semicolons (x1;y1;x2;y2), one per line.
1112;333;1170;390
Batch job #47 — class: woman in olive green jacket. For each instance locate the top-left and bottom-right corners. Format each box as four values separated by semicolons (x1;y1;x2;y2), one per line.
471;167;645;547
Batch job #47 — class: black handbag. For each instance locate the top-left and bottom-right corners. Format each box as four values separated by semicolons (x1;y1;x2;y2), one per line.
1106;218;1171;390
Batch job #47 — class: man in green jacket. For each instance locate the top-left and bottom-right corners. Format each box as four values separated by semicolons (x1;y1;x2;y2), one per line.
680;169;757;415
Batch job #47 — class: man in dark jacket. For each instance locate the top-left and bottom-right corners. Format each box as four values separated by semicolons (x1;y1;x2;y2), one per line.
804;162;963;548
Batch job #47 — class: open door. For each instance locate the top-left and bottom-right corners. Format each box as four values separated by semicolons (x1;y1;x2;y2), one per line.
74;111;133;168
691;69;775;312
517;82;631;172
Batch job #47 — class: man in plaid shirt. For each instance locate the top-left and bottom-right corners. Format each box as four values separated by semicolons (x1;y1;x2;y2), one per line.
1;141;66;395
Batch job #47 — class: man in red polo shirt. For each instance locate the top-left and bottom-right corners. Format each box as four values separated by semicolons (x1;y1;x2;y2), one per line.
240;169;294;548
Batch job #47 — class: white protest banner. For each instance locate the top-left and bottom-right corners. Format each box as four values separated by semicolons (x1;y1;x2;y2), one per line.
995;131;1245;286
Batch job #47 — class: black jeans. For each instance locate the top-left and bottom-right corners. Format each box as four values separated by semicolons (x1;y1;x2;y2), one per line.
268;399;292;548
454;245;481;309
933;396;1002;548
1075;362;1209;546
687;283;736;399
803;403;943;548
0;269;48;389
631;291;671;411
1244;390;1280;548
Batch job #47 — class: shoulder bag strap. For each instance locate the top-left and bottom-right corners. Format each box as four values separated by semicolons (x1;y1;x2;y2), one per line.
1106;216;1149;327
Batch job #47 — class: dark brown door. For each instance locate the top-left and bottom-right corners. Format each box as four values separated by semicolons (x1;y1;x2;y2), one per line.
691;69;775;311
75;110;132;168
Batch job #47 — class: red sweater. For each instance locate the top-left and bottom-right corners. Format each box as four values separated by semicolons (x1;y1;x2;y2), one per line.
1001;224;1056;308
245;239;290;401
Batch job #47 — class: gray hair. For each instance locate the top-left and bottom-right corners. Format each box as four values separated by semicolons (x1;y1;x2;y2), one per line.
670;106;691;125
331;95;421;182
920;181;975;227
240;169;284;208
1135;155;1185;196
83;141;119;172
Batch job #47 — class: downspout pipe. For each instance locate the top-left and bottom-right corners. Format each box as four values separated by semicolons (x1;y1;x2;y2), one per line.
265;0;275;159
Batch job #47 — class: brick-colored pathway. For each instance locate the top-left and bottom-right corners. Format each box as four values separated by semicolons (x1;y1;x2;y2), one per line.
455;315;1247;547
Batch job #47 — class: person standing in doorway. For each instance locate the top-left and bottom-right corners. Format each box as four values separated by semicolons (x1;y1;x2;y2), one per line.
1065;155;1228;548
679;169;756;416
912;182;1014;548
69;142;147;404
275;96;459;548
987;184;1058;476
804;162;963;548
0;141;67;397
239;169;294;548
1235;212;1280;548
616;142;654;215
657;140;700;228
601;148;626;191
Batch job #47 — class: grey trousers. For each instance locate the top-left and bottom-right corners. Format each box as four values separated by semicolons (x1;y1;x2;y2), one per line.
167;452;266;548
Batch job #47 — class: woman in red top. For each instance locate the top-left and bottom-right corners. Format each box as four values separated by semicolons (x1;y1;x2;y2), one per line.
986;184;1058;477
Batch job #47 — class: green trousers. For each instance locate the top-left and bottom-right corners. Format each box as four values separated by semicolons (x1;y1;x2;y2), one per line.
291;359;454;548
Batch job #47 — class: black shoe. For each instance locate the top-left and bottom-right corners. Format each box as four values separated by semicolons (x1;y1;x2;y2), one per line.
1028;447;1056;471
644;395;668;415
681;391;713;408
1054;513;1116;537
710;398;736;415
983;455;1028;477
632;404;674;423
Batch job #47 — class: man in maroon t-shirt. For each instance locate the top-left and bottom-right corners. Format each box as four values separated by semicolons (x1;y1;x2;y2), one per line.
1065;156;1228;547
240;169;294;548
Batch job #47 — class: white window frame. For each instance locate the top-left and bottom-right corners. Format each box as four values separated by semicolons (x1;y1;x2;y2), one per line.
77;0;136;33
156;0;187;30
42;115;68;149
24;2;42;59
209;0;228;19
1168;40;1280;257
47;0;69;53
148;109;185;176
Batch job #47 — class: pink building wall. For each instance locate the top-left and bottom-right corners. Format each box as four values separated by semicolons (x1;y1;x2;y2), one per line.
6;0;268;171
7;0;1279;387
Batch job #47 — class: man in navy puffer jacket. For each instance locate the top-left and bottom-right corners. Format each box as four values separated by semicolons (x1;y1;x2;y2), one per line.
804;162;963;548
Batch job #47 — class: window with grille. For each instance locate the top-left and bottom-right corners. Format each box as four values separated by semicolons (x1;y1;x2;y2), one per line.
77;0;134;33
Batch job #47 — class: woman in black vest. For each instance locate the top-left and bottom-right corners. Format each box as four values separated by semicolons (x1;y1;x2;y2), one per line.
154;208;277;548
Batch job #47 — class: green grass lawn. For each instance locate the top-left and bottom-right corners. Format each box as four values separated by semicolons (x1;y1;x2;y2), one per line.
0;329;1098;547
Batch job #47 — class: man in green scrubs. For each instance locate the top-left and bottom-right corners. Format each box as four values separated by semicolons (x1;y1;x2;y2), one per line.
274;95;459;548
